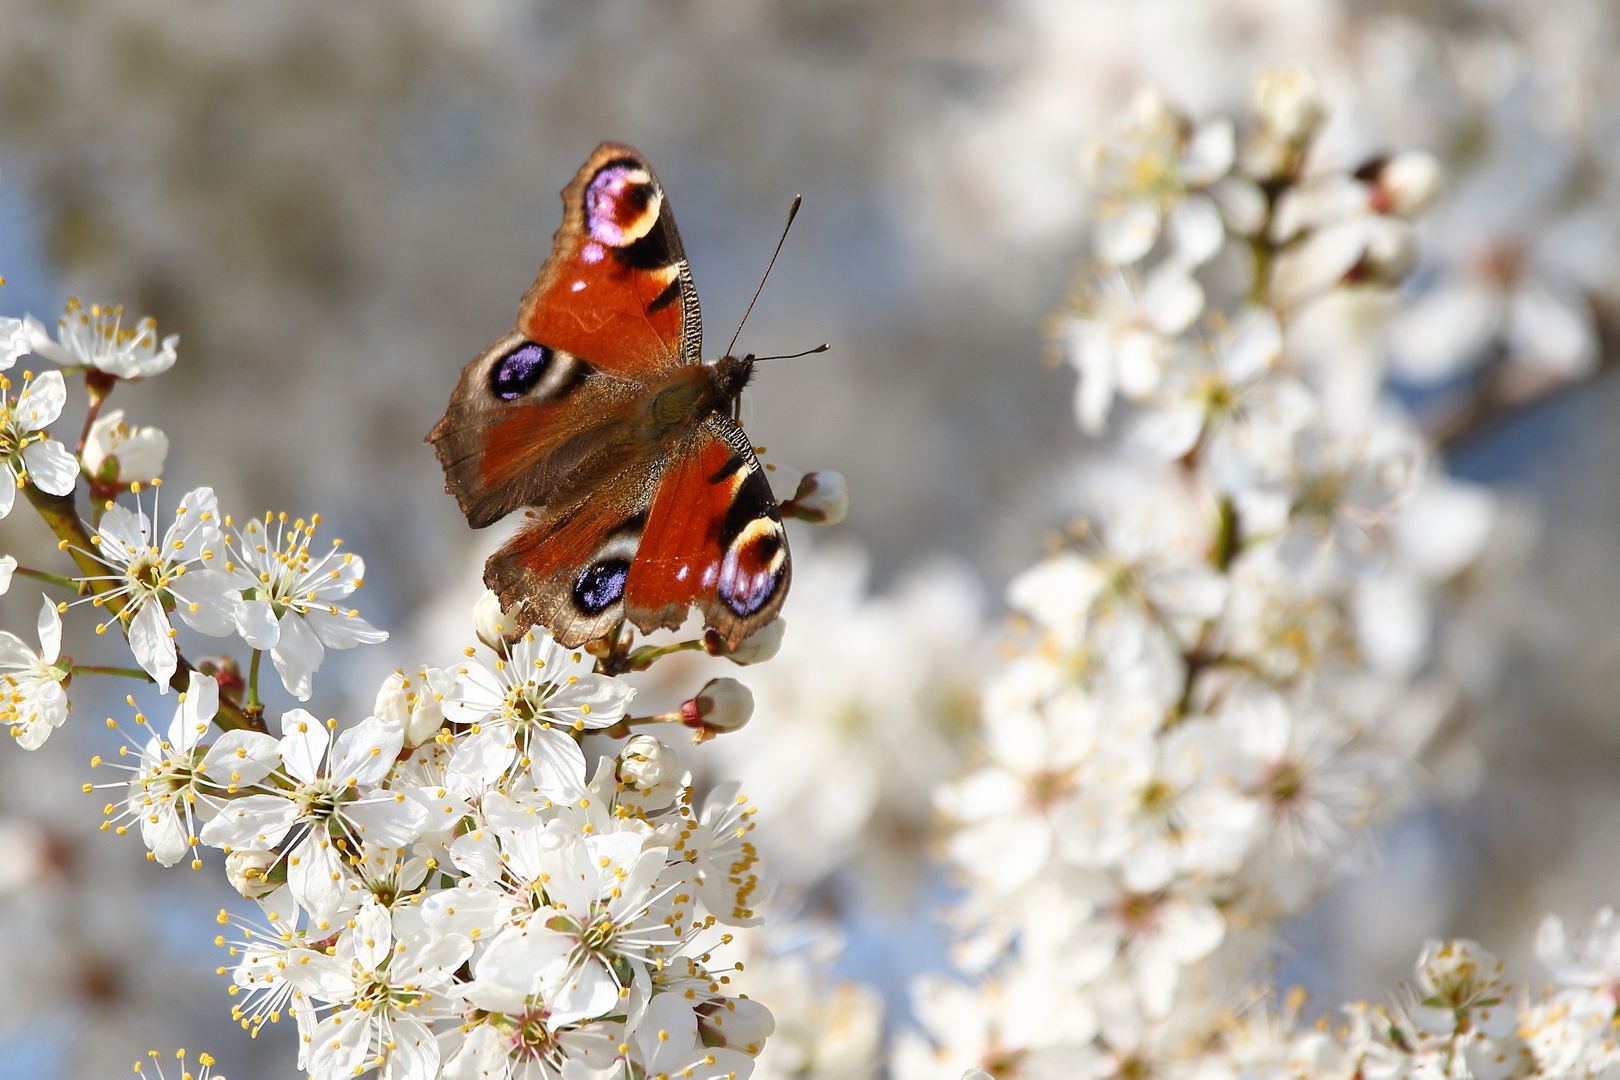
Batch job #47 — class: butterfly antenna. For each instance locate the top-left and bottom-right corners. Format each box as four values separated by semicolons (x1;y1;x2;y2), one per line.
725;194;802;359
751;343;830;361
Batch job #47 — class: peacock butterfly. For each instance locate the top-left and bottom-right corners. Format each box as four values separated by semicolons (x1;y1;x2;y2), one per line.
428;143;791;650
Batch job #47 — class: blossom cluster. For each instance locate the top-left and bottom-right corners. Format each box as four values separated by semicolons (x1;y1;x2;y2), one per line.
0;299;788;1079
897;67;1561;1080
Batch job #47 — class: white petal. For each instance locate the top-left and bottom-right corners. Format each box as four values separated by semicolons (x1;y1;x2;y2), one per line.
287;831;346;921
162;487;222;559
199;794;299;850
0;630;35;669
1169;194;1225;266
332;714;405;787
1508;282;1598;379
35;596;61;663
1141;268;1204;335
526;728;589;801
271;610;325;701
353;899;393;972
303;607;388;649
308;1009;372;1080
140;806;191;867
129;596;177;691
0;474;14;520
278;708;331;786
201;730;282;787
1181;118;1235;185
13;370;65;431
1095;200;1161;266
344;797;428;849
381;1016;440;1080
173;568;239;636
20;440;78;496
0;555;17;596
234;597;280;650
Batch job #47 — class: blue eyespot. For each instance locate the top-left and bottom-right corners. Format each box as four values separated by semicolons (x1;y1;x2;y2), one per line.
490;342;552;400
574;559;629;615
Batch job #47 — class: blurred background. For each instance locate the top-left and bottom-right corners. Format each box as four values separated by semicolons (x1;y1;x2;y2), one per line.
1;0;1619;1075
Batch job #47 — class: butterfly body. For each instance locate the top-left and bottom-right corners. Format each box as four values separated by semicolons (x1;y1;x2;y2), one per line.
429;144;790;650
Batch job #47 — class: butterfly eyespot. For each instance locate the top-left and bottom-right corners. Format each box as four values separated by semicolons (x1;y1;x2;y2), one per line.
490;341;553;401
585;162;661;247
574;559;630;615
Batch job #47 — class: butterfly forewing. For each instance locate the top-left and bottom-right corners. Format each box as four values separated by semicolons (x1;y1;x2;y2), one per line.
519;143;702;375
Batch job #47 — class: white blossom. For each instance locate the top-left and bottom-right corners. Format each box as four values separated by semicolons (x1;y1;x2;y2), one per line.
74;485;238;689
0;369;78;515
0;596;69;748
22;297;177;380
442;628;631;790
225;511;388;700
82;407;169;485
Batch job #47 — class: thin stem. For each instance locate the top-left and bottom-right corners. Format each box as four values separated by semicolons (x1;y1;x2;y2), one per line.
75;372;115;457
601;712;686;739
12;566;80;590
72;664;153;681
246;649;263;713
22;485;264;733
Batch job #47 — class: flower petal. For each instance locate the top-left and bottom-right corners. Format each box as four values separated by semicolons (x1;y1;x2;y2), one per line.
234;597;280;650
13;370;66;431
20;440;78;496
129;596;177;690
271;609;325;701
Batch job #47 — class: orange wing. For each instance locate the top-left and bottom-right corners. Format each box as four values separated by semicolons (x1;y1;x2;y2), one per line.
486;414;789;650
518;143;701;376
624;415;790;648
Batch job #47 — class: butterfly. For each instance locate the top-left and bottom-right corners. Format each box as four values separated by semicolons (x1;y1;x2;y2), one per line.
428;143;791;651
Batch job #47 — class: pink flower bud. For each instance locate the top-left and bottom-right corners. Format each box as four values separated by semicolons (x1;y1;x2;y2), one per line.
680;677;755;742
781;471;848;525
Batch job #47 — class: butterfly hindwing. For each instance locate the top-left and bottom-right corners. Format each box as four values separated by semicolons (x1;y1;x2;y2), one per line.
484;468;656;649
519;143;702;377
624;414;790;649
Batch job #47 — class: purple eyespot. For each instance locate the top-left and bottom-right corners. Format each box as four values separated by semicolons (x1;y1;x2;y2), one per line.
490;342;551;400
574;559;629;615
585;163;657;247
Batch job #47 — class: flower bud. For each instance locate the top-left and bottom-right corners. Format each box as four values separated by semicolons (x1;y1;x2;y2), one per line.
1370;152;1442;217
696;994;775;1051
1357;216;1419;284
82;408;168;485
226;849;280;899
681;677;754;742
726;617;786;666
194;655;244;703
619;734;677;790
375;667;449;748
781;471;848;525
473;589;520;650
1252;64;1326;142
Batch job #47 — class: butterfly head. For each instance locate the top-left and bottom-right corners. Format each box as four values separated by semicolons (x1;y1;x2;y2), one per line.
710;353;757;411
